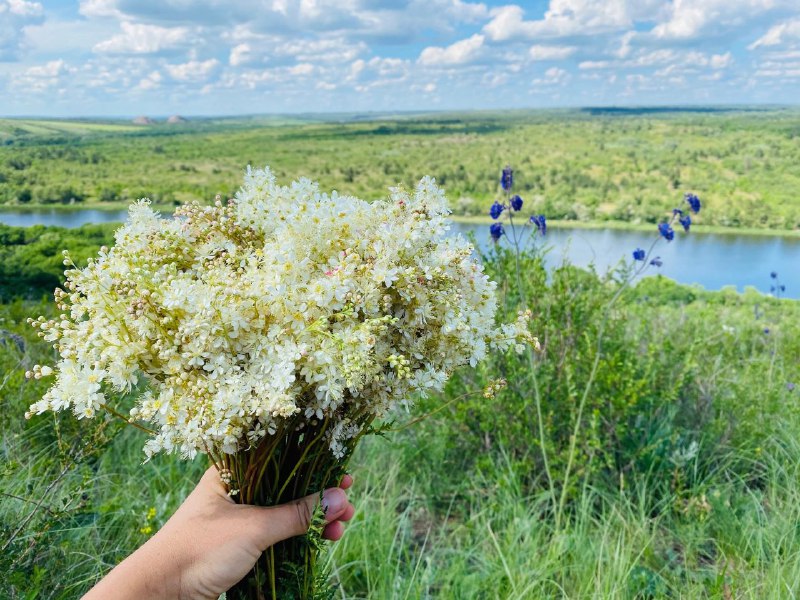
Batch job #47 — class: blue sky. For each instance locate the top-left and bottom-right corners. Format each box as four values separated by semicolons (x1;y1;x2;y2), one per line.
1;0;799;117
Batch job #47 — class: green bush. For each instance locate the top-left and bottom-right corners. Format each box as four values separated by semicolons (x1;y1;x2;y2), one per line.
411;247;800;509
0;223;116;301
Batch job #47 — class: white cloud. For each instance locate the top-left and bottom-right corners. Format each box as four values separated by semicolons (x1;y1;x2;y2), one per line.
418;33;484;66
229;43;254;67
652;0;792;40
137;69;162;90
533;66;570;86
0;0;44;59
277;37;366;63
710;52;733;68
288;62;314;76
165;58;220;82
579;60;611;69
749;18;800;49
79;0;123;19
529;45;577;61
94;22;191;54
11;59;75;92
484;2;635;42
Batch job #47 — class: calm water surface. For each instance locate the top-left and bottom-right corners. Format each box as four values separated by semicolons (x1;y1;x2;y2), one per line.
452;222;798;299
0;209;129;228
0;209;796;299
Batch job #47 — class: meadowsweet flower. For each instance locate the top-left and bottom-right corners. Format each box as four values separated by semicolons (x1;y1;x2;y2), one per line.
510;195;523;211
658;222;674;241
490;222;505;241
28;166;532;460
632;248;645;261
490;201;504;220
530;215;546;235
685;193;701;214
501;165;513;191
679;214;691;232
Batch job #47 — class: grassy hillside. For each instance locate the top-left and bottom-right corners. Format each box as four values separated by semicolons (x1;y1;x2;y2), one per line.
1;108;800;230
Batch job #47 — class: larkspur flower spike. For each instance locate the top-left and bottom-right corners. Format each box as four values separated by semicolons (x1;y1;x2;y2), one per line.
501;165;513;191
632;248;645;261
490;222;505;241
658;222;675;241
530;215;546;235
489;201;504;220
510;195;523;211
685;193;701;214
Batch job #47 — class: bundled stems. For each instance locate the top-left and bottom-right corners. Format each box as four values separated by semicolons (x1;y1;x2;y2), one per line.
225;410;373;600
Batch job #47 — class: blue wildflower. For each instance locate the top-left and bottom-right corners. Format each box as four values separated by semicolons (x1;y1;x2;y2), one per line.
770;271;778;279
633;248;645;261
685;193;701;214
673;208;684;216
788;382;796;392
679;214;691;232
658;222;675;241
781;285;786;292
510;194;523;211
764;328;770;334
530;214;546;235
490;222;505;241
489;201;504;220
650;257;663;267
501;166;513;191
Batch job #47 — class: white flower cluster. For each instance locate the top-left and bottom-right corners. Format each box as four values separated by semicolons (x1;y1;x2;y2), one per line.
27;167;533;460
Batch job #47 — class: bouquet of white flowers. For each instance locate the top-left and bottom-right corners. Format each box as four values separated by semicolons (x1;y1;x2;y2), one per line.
26;167;534;598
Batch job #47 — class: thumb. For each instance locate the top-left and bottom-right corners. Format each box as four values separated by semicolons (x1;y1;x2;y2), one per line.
249;487;349;550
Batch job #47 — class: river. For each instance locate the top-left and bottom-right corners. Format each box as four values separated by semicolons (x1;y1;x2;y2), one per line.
0;209;796;299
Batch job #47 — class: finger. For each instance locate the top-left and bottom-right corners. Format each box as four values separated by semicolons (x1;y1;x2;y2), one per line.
339;474;353;490
322;520;345;541
251;487;349;550
337;503;355;523
194;466;235;503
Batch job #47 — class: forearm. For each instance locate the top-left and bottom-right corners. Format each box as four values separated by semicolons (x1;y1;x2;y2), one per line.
83;532;186;600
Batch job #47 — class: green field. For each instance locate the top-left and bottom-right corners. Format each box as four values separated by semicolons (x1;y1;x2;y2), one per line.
2;108;800;231
2;109;800;599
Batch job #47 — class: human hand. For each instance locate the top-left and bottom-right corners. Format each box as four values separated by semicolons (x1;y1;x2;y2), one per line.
83;467;355;600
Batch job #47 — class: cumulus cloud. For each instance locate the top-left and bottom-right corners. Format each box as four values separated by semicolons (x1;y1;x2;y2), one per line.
533;66;570;86
94;21;191;54
484;2;635;42
11;58;75;92
651;0;793;40
137;69;162;90
529;45;577;61
418;34;484;66
165;58;220;82
749;17;800;49
0;0;44;60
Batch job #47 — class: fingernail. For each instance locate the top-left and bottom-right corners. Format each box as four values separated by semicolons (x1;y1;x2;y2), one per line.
322;488;346;516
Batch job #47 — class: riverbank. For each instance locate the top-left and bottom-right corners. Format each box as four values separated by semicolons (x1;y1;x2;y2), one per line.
0;202;177;213
452;215;800;238
2;203;799;239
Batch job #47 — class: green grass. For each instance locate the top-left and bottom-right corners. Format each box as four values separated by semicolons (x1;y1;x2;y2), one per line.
2;248;799;598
